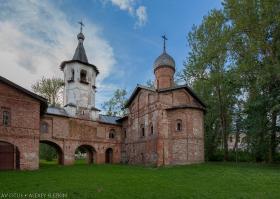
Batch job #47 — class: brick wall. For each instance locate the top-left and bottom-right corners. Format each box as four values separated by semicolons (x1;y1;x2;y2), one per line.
0;82;41;170
123;87;205;166
40;115;122;165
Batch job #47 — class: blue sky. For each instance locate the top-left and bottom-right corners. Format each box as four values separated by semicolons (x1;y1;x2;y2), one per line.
0;0;221;110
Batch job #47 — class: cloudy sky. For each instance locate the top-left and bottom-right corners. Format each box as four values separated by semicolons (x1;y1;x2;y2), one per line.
0;0;221;110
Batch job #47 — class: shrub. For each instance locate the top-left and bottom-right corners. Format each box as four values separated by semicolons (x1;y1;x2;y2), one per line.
208;150;253;162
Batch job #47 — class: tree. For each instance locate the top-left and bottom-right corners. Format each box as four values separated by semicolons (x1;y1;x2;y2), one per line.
181;10;239;161
223;0;280;162
181;0;280;162
32;77;64;107
39;143;57;161
102;89;128;117
145;79;154;88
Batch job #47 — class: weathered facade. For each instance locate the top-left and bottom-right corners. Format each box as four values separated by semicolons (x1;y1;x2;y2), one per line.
0;30;205;170
120;39;205;166
0;77;46;170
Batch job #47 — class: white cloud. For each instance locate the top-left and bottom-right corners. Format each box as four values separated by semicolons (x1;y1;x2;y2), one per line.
103;0;148;27
0;0;116;94
135;6;147;27
110;0;135;13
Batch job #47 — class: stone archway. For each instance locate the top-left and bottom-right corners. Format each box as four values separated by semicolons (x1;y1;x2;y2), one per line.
105;148;113;164
75;145;96;164
0;141;20;170
40;140;64;165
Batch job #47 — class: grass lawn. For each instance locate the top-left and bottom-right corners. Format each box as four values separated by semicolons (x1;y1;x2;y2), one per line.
0;162;279;199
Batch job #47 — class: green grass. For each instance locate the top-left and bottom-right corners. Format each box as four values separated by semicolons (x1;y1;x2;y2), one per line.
0;162;279;199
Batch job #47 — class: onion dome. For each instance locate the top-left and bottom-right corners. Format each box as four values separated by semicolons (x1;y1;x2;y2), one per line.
153;52;175;70
153;35;175;70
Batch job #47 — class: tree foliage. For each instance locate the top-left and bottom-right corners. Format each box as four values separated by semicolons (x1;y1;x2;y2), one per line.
32;77;64;107
39;143;57;161
181;0;280;162
102;89;128;117
145;79;155;88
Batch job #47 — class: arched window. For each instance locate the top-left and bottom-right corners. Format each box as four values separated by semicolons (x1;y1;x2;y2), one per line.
40;122;48;133
176;119;182;131
80;69;87;83
109;129;116;139
140;124;145;137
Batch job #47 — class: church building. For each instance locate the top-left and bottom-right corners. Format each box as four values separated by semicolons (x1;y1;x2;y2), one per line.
0;27;205;170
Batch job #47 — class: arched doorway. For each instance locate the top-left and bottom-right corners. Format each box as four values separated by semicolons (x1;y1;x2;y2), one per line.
105;148;113;164
75;145;96;164
0;141;20;170
39;140;64;165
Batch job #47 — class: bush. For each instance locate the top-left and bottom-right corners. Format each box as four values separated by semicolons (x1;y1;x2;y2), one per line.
208;150;224;161
274;153;280;162
39;143;57;161
208;150;253;162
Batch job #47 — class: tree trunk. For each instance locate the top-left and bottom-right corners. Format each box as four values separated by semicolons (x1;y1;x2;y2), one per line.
269;111;277;163
217;86;228;161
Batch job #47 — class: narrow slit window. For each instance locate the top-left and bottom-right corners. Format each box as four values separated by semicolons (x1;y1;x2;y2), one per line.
3;110;11;127
71;69;75;80
150;124;153;135
176;119;182;131
124;129;127;139
141;125;145;137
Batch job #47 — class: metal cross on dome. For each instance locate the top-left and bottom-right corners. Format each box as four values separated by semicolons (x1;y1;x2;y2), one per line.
162;34;168;52
78;20;85;33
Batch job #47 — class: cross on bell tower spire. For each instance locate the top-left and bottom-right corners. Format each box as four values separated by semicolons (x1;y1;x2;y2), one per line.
78;20;84;33
162;34;168;52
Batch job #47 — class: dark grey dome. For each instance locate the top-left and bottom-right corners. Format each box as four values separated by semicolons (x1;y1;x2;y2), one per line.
77;32;85;40
154;52;175;70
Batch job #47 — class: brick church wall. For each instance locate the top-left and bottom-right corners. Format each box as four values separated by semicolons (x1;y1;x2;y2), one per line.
122;90;159;166
167;109;204;165
122;87;205;166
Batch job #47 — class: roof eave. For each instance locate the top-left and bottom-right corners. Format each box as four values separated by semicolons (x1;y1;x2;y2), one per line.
158;85;206;108
0;76;48;115
125;85;156;108
165;105;206;113
60;60;100;75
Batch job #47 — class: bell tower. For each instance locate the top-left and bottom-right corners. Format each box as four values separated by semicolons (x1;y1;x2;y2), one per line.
60;21;100;120
153;35;175;89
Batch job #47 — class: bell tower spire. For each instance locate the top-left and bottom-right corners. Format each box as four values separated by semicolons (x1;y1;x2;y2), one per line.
72;20;88;63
